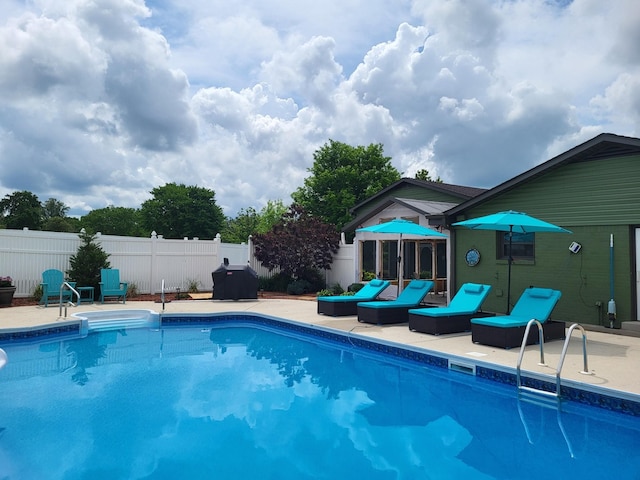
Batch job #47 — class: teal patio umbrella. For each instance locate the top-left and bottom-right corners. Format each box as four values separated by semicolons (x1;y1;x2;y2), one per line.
453;210;571;313
357;219;448;295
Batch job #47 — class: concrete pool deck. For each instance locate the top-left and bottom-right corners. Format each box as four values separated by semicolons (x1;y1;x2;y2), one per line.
1;297;640;402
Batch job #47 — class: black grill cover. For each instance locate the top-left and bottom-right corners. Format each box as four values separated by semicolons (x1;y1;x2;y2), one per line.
212;264;258;300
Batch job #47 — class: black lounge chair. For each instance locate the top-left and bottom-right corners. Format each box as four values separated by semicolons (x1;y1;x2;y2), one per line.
471;287;565;349
317;279;391;316
408;283;494;335
357;280;434;325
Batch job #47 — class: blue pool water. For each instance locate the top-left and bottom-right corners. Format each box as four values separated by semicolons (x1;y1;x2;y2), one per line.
1;320;639;479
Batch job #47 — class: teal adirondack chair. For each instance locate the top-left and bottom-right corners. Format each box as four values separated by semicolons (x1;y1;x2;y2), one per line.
41;269;76;307
99;269;128;303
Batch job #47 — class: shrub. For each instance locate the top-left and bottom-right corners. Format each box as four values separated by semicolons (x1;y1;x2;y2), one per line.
298;268;326;293
67;231;110;296
348;283;365;293
286;279;312;295
329;283;344;295
259;272;292;292
32;284;43;302
187;278;200;293
127;282;139;298
362;271;376;281
253;204;339;279
316;289;333;297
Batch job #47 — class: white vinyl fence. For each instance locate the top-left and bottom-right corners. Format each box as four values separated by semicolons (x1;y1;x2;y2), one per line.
0;229;249;297
325;241;356;290
1;229;356;297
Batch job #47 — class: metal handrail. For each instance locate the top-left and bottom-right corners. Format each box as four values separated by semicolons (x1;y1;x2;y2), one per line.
517;320;591;399
161;279;166;311
59;282;80;318
516;319;547;389
555;323;591;394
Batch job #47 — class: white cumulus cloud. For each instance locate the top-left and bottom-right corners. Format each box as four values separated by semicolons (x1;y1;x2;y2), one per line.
0;0;638;221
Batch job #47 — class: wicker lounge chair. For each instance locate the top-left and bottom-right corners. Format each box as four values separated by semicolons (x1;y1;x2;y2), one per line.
357;280;434;325
317;279;391;316
408;283;494;335
471;286;565;349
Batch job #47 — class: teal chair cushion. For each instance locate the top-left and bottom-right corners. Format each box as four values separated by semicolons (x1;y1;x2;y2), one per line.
471;287;561;327
528;288;554;299
470;315;531;327
409;283;491;318
510;287;561;320
317;280;390;303
463;283;484;294
359;280;434;309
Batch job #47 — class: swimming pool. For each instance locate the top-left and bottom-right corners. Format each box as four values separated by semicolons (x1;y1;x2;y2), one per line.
1;315;639;479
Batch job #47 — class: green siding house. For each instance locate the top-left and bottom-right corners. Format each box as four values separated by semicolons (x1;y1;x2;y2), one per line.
445;133;640;327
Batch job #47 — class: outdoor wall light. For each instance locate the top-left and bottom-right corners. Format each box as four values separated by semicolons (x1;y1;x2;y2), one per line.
569;241;582;254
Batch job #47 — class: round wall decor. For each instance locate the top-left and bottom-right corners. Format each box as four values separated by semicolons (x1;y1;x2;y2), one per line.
465;248;480;267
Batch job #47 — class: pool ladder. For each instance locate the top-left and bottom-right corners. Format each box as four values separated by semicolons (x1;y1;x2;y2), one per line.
516;385;580;458
516;321;591;459
516;320;592;400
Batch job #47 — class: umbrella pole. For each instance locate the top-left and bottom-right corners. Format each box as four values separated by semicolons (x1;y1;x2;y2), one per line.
507;228;513;314
397;234;403;296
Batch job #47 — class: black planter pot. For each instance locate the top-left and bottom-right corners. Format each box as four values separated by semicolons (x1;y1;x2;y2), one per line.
0;286;16;307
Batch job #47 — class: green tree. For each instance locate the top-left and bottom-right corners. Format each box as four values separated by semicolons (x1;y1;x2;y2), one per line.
139;183;225;239
81;206;144;236
42;198;69;220
257;199;288;233
66;217;82;232
222;207;260;244
415;169;442;182
67;231;111;295
0;190;43;229
292;140;401;229
253;204;340;280
222;200;288;244
43;216;75;232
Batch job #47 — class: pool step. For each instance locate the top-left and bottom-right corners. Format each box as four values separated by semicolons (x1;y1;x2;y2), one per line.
87;317;153;332
518;387;559;407
74;309;160;334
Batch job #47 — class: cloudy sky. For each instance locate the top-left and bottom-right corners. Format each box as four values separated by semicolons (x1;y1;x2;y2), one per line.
1;0;639;218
